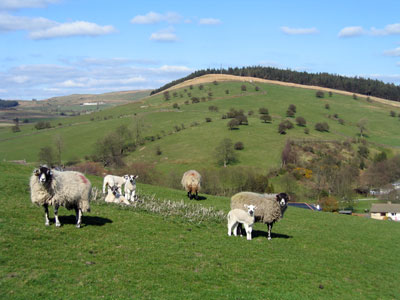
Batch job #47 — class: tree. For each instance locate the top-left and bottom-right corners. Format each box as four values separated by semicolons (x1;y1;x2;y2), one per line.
163;91;170;101
54;135;64;165
286;109;295;117
260;114;272;123
316;91;324;98
227;118;240;130
259;107;269;115
288;104;296;113
234;141;244;150
315;122;329;132
215;138;237;167
38;146;56;166
357;119;368;138
295;116;306;127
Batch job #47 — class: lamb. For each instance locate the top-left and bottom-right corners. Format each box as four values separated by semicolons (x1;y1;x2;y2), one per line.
102;174;125;195
227;204;257;240
30;165;91;228
181;170;202;200
230;192;289;240
105;185;130;205
123;174;138;202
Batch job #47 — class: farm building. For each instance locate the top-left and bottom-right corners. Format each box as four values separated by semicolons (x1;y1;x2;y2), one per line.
370;203;400;221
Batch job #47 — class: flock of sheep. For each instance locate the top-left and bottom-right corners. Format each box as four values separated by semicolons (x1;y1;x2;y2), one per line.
30;166;288;240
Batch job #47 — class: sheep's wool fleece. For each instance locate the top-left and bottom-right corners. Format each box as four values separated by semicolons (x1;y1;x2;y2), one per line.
228;209;255;226
231;192;281;224
30;170;91;212
181;170;201;192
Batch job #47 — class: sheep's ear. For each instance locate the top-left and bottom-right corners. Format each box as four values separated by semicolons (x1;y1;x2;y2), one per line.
48;170;53;177
135;175;139;179
123;175;129;180
244;204;248;208
33;169;40;176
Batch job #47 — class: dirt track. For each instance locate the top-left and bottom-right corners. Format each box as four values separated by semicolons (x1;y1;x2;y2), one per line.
162;74;400;108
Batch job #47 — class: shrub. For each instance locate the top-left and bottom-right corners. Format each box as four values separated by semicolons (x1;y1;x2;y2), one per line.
304;128;310;134
227;118;240;130
234;141;244;150
315;122;329;132
288;104;296;113
198;84;204;90
66;162;105;176
248;110;254;116
319;196;339;212
225;89;229;94
286;109;295;117
205;117;212;122
278;122;287;134
255;86;260;91
208;105;219;112
295;116;306;126
325;103;330;110
260;114;272;123
259;107;269;115
316;91;325;98
338;118;345;125
241;84;247;91
390;110;396;117
163;91;170;101
173;103;179;109
156;146;162;155
35;121;51;130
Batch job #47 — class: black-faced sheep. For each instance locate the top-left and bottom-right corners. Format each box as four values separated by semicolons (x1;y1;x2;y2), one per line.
105;185;130;205
227;204;257;240
230;192;289;240
181;170;202;200
102;174;125;195
123;174;138;202
30;166;91;228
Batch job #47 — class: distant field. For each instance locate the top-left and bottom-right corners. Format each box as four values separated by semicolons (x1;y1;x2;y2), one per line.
1;162;399;299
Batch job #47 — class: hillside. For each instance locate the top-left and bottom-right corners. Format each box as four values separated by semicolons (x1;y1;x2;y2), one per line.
1;162;399;299
1;75;400;200
0;90;150;125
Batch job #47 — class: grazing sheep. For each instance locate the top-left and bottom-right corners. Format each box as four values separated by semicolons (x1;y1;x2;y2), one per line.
30;165;91;228
227;204;257;240
123;174;138;202
231;192;289;240
105;185;130;205
102;174;125;195
181;170;202;200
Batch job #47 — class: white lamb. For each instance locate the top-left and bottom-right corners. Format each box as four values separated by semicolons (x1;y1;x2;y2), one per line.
123;174;138;202
30;165;91;228
102;174;125;195
227;204;257;240
105;185;130;205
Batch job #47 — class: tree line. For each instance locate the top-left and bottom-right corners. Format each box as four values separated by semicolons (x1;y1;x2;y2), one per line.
0;99;19;108
150;66;400;102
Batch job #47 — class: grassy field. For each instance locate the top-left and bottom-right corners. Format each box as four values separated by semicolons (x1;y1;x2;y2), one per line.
1;162;399;299
1;78;399;175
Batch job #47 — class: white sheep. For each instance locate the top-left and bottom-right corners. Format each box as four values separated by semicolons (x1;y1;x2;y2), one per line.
227;204;257;240
181;170;202;200
231;192;289;240
105;185;130;205
123;174;138;202
102;174;125;195
30;165;91;228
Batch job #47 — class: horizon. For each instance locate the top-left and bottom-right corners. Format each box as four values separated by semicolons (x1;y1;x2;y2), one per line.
1;0;400;100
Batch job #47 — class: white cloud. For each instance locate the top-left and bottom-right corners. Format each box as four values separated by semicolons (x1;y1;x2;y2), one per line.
0;0;59;10
199;18;221;25
384;47;400;57
150;28;178;42
29;21;116;39
338;26;365;38
371;23;400;36
0;13;56;31
281;26;318;35
156;65;192;73
131;11;182;24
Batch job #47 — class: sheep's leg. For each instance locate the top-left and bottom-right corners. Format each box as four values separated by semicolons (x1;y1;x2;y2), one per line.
44;204;50;226
267;223;273;240
236;223;243;236
195;191;198;200
227;221;232;236
75;208;82;228
244;224;252;240
54;204;61;227
131;190;136;201
232;222;239;236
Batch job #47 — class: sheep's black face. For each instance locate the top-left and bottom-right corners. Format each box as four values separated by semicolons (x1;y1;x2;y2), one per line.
124;174;138;184
111;185;119;196
34;166;52;184
276;193;289;208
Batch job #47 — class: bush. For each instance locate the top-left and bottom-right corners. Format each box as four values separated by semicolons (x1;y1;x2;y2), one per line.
286;109;295;117
205;117;212;122
172;103;179;109
241;84;247;91
319;196;339;212
316;91;325;98
315;122;329;132
325;103;330;110
156;146;162;156
66;162;105;176
227;118;240;130
234;141;244;150
295;116;306;126
35;121;51;130
259;107;269;115
260;114;272;123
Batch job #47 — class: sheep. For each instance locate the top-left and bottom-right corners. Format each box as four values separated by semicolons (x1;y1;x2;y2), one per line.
123;174;138;202
105;185;130;205
227;204;257;240
30;165;91;228
231;192;289;240
102;174;125;195
181;170;202;200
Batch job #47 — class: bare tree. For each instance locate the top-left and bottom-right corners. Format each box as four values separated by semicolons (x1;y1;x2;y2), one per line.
215;138;237;167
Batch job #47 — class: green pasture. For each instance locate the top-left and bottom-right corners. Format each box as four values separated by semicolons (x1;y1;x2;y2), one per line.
1;162;399;299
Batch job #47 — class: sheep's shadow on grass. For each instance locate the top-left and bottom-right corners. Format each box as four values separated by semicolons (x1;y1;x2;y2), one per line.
194;195;207;201
252;230;292;239
58;215;112;227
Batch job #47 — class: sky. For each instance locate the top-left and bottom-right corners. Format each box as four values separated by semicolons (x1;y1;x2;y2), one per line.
1;0;400;100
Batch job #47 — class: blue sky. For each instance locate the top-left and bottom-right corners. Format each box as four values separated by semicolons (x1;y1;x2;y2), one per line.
1;0;400;100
